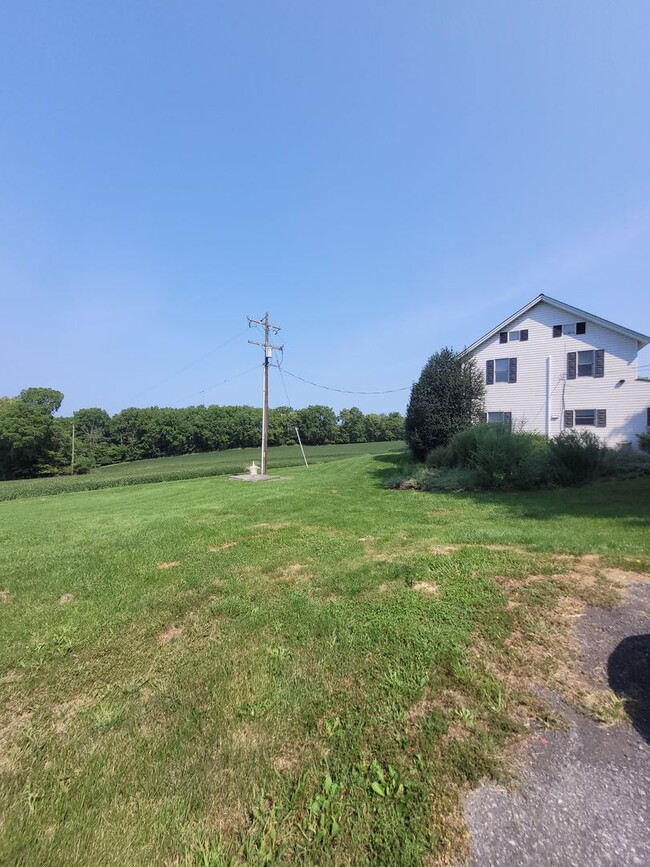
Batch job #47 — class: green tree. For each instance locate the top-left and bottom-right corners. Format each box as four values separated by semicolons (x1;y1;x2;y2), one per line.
337;407;366;443
405;347;484;460
268;406;296;446
294;405;338;445
18;387;64;414
0;400;58;479
381;412;405;441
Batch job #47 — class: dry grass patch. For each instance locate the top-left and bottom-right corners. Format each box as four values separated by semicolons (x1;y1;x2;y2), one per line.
208;541;237;553
229;722;270;756
272;563;310;584
158;625;184;644
157;560;181;570
52;695;91;734
0;589;11;603
58;593;75;604
412;581;439;596
485;555;650;725
0;709;32;773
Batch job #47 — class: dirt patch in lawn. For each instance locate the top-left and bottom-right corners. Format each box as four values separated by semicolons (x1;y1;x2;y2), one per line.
0;590;11;604
157;561;181;570
58;593;75;604
158;625;184;644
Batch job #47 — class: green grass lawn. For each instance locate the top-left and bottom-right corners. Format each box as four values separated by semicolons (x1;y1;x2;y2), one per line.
0;441;404;501
1;450;649;865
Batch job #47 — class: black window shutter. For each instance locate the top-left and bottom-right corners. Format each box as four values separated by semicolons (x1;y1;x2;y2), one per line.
647;407;650;427
567;352;576;379
508;357;517;383
486;360;494;385
595;349;605;378
499;331;508;344
481;413;487;424
576;321;586;335
553;325;562;337
504;412;512;429
520;329;529;341
596;409;607;428
564;410;574;428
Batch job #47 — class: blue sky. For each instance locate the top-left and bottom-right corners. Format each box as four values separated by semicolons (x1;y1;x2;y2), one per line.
2;1;649;416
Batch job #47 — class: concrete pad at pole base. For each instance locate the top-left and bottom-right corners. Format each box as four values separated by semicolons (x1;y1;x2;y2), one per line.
229;474;285;482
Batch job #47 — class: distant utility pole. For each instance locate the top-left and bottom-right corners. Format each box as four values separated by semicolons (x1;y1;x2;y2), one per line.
247;312;283;475
70;423;76;475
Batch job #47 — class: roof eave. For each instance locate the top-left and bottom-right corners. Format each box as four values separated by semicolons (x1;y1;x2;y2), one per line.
460;294;650;356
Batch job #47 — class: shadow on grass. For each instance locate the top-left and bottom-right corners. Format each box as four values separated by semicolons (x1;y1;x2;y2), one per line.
370;450;415;485
370;455;650;524
608;635;650;744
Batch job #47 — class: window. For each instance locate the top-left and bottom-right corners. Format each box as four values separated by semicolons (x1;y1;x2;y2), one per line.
564;409;607;428
575;409;596;426
499;329;528;343
567;349;604;379
486;358;517;384
495;358;509;382
553;322;587;337
578;350;594;377
488;411;512;428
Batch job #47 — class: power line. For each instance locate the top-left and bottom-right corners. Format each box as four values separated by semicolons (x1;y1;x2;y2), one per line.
275;362;293;408
142;327;249;394
272;364;410;395
171;363;262;406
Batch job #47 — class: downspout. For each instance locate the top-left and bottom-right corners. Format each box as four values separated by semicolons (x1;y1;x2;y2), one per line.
546;355;552;437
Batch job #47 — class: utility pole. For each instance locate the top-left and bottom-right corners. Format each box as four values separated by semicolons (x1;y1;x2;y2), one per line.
247;312;283;476
70;423;76;475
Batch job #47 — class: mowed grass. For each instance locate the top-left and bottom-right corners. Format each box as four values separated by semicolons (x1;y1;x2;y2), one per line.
1;451;650;866
0;442;404;501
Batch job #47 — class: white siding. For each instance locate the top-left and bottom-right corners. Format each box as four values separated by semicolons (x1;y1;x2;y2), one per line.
469;301;650;448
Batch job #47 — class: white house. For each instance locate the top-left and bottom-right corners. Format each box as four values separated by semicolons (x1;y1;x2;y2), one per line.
462;295;650;449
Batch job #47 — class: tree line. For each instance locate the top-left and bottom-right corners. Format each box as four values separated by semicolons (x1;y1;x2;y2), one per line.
0;387;405;480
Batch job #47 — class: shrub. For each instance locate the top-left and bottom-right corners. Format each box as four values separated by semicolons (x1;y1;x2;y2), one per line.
427;424;550;490
548;429;603;486
638;432;650;454
470;425;549;490
600;447;650;480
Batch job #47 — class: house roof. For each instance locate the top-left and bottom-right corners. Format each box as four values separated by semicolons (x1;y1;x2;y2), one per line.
460;294;650;356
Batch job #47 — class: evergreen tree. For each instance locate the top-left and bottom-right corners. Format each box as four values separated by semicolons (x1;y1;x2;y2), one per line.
405;347;484;460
